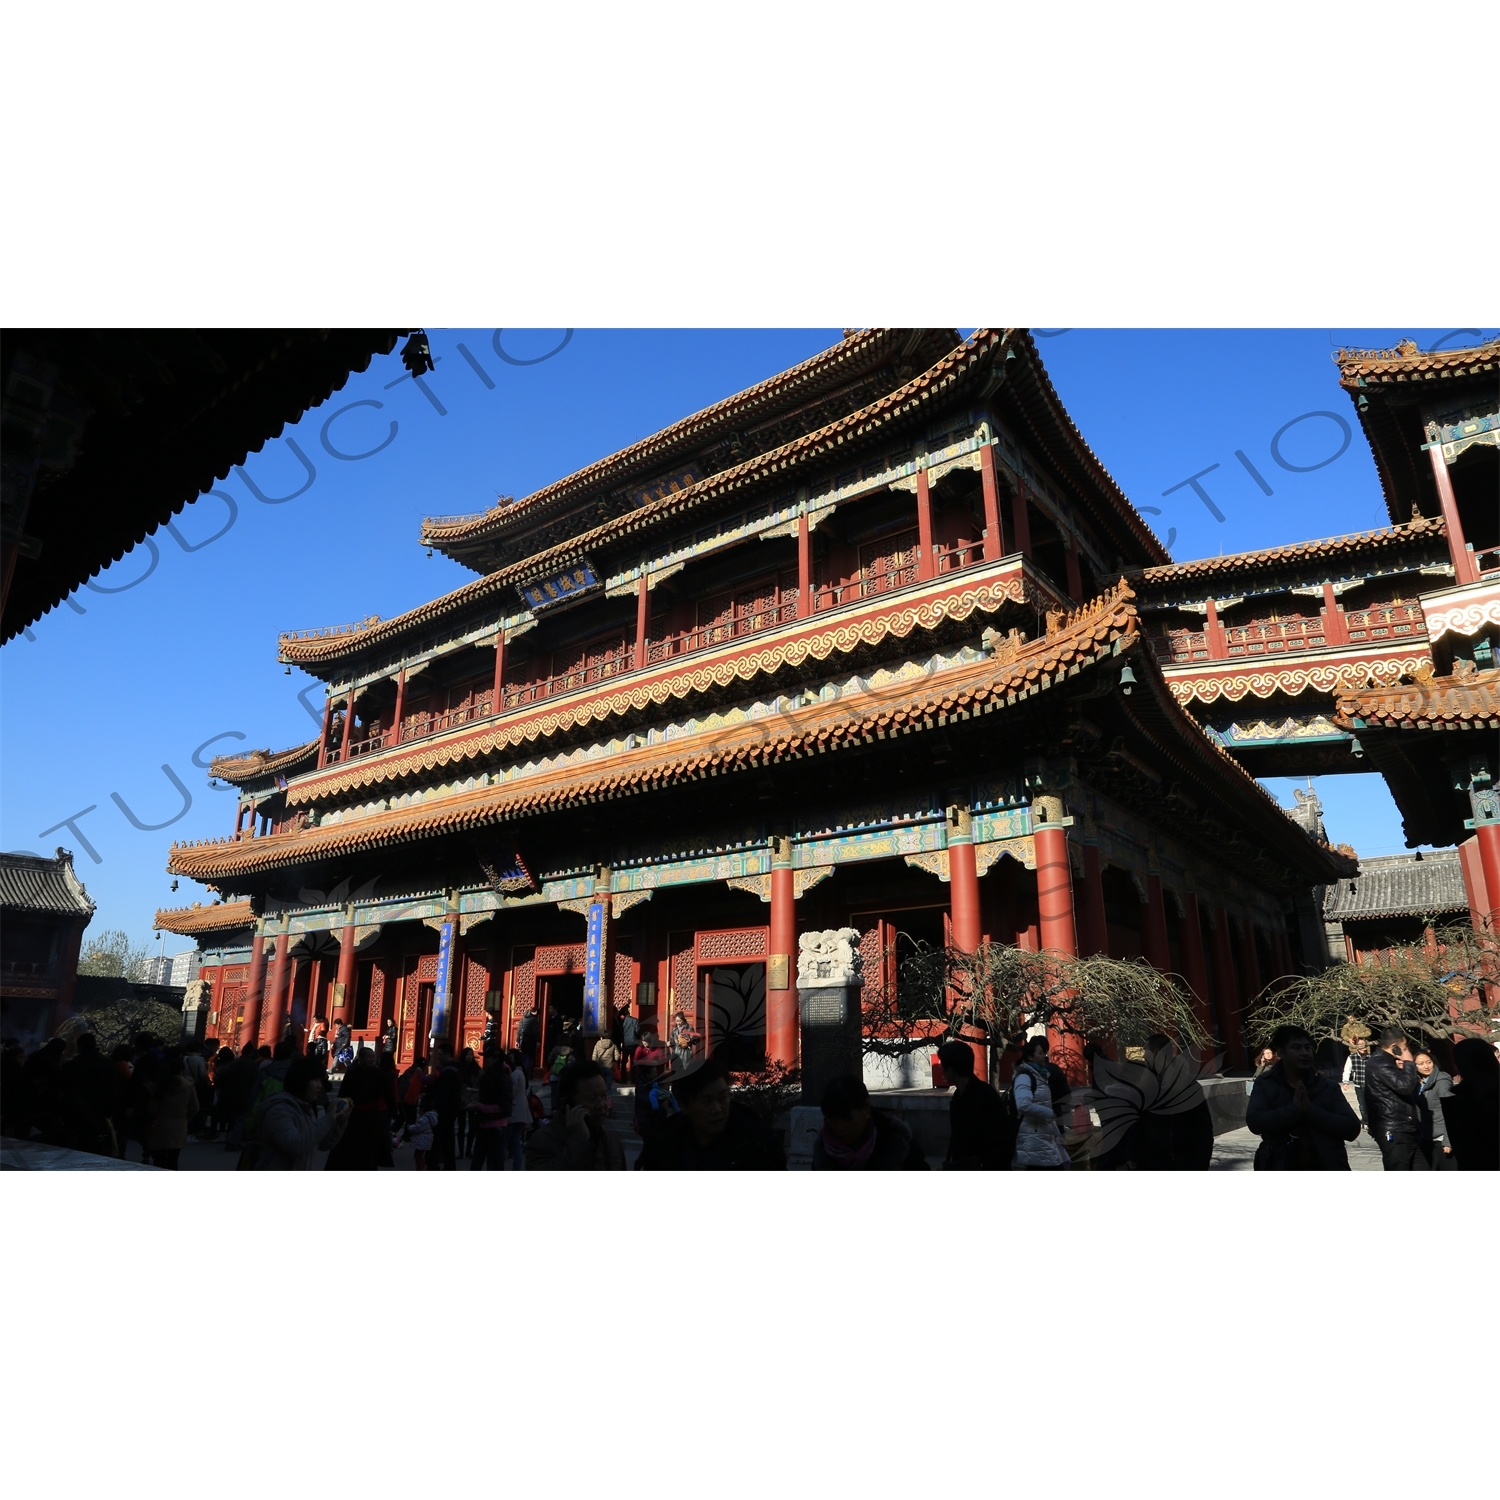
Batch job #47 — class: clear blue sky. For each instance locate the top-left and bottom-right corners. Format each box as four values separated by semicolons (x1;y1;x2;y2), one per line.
4;326;1492;952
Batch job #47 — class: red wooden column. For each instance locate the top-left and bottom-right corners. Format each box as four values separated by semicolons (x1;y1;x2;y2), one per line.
316;694;334;769
335;916;358;1024
240;922;267;1051
979;442;1004;561
1142;873;1171;972
1078;844;1108;955
1208;907;1245;1069
766;836;798;1068
490;629;507;714
1064;538;1083;604
1205;599;1228;659
1320;583;1349;646
1269;921;1292;981
947;807;985;1078
797;513;812;617
392;666;407;740
264;920;294;1048
1239;914;1264;1008
915;468;936;581
1458;835;1491;932
1033;796;1084;1084
947;808;983;954
635;575;650;669
1427;439;1477;583
1011;476;1033;560
338;690;356;762
1178;893;1214;1048
1475;823;1500;928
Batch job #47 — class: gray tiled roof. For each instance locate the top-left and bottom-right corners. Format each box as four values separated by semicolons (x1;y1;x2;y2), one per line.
0;848;96;916
1322;850;1468;920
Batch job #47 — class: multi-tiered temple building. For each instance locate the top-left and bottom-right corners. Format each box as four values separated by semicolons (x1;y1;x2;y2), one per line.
157;329;1500;1081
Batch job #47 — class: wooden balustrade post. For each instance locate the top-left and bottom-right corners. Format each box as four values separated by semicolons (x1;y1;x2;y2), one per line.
798;513;812;617
635;574;650;669
915;468;935;581
979;441;1004;561
391;667;407;743
316;693;334;769
1427;438;1477;584
339;690;356;761
1205;599;1228;659
1011;477;1033;561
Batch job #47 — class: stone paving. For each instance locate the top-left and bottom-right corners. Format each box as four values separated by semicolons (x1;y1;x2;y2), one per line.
1209;1124;1384;1171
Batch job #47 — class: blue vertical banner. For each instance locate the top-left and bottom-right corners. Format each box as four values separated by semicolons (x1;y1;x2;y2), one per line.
431;919;456;1041
583;902;605;1034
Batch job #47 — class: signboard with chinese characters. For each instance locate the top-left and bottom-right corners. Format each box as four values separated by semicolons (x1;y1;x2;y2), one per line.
632;467;699;508
430;919;455;1041
582;901;605;1034
518;559;600;612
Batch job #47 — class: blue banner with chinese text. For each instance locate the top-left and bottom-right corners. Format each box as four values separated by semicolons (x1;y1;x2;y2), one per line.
583;902;604;1034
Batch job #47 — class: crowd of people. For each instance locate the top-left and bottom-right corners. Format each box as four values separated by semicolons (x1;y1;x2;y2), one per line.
1245;1024;1499;1172
3;1009;1496;1172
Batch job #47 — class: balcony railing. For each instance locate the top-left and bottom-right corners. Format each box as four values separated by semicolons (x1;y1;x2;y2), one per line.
503;646;634;707
812;557;919;611
935;540;985;574
1225;618;1326;655
1153;597;1432;667
1344;601;1422;641
1;960;54;978
646;600;798;665
319;545;997;769
1152;630;1210;663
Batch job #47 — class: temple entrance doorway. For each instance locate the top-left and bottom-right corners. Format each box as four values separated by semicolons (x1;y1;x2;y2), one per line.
702;962;766;1071
540;972;585;1066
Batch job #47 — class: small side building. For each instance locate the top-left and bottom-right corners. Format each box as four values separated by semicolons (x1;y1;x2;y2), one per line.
0;847;95;1047
1320;849;1470;962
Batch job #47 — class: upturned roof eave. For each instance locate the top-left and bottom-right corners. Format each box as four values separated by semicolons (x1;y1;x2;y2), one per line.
278;331;1008;673
1130;515;1447;592
209;740;320;785
418;329;960;557
997;331;1172;568
179;586;1351;888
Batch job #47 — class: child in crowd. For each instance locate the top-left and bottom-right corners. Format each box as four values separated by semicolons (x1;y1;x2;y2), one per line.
399;1102;439;1171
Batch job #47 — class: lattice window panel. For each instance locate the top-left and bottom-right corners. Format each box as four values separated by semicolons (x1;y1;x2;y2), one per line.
464;951;491;1017
696;928;768;962
671;949;696;1018
510;950;536;1017
368;965;389;1031
612;950;635;1009
416;952;439;980
857;925;885;1015
220;985;245;1040
535;942;587;973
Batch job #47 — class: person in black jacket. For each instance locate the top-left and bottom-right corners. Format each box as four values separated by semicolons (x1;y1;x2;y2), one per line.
468;1042;515;1171
937;1040;1012;1170
1246;1025;1360;1170
811;1074;927;1170
1444;1038;1499;1172
636;1056;785;1170
57;1032;119;1155
1364;1026;1421;1171
1133;1035;1215;1170
424;1042;463;1171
